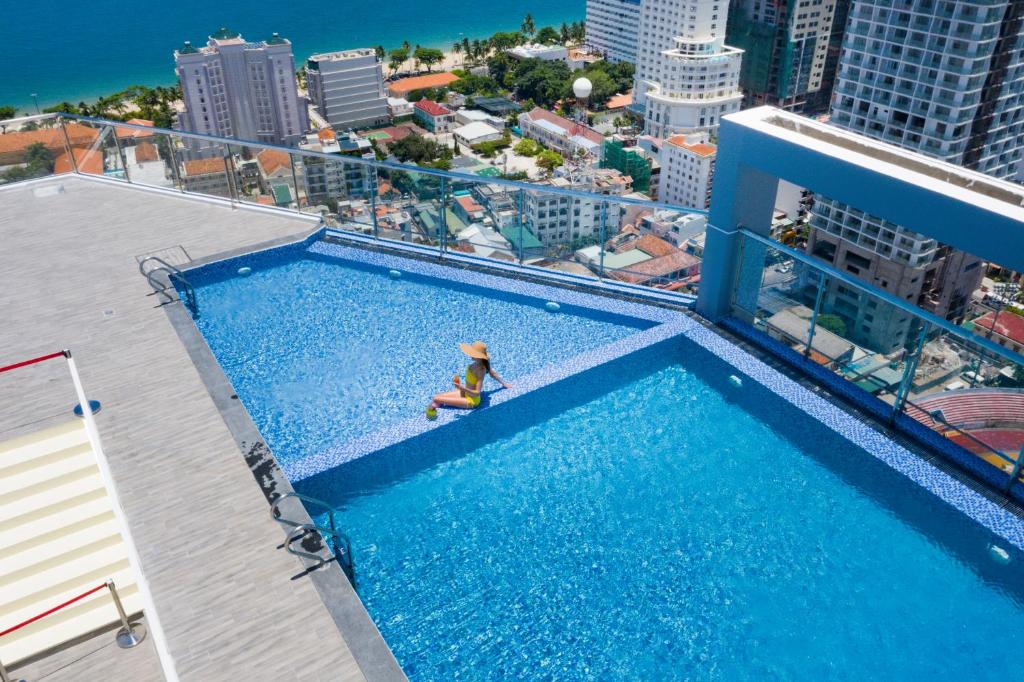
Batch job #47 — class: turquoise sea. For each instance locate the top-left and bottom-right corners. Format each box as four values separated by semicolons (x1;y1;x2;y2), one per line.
0;0;584;112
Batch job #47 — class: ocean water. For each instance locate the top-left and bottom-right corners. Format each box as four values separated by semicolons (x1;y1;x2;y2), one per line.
297;338;1024;680
0;0;584;112
187;244;650;471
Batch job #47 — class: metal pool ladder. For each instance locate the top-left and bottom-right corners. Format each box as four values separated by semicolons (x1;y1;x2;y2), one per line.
138;255;198;316
270;492;355;586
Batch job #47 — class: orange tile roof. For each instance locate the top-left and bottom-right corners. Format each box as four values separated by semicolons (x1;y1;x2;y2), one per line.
0;124;99;163
257;148;291;176
183;157;226;176
605;91;633;110
455;194;483;212
414;98;452;117
53;147;103;175
388;72;459;96
634;233;677;258
116;119;155;139
665;135;716;158
256;195;275;205
133;142;159;163
610;250;701;284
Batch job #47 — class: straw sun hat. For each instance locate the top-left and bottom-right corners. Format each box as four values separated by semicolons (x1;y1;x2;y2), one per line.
459;341;490;360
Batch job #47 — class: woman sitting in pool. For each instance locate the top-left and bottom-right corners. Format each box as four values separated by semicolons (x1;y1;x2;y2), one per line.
426;341;511;419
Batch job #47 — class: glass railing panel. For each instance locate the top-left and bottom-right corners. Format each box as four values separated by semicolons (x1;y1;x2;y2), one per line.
732;232;1024;485
443;177;519;263
177;142;235;200
311;157;377;234
520;186;601;279
0;115;71;185
603;205;704;296
222;142;270;208
116;127;181;190
901;323;1024;480
373;166;443;247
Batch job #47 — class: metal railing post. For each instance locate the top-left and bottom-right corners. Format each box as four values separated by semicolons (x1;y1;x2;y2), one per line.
110;126;131;183
517;189;526;265
106;580;146;648
58;116;80;175
439;177;448;257
1006;448;1024;493
289;154;302;209
891;323;930;424
598;200;607;278
804;273;827;358
222;150;237;208
370;167;379;238
166;137;184;192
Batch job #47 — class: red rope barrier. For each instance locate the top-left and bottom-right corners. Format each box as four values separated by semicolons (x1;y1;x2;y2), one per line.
0;583;107;638
0;351;66;374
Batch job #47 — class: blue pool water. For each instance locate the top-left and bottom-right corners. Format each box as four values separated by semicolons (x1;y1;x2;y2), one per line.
188;245;652;470
297;339;1024;680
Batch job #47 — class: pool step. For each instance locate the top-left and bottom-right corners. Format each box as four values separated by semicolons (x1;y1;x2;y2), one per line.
0;420;143;666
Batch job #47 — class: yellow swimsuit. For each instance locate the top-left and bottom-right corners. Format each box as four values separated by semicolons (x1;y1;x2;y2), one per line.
464;364;482;408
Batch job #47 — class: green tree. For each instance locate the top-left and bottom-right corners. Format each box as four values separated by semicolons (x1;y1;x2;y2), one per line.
521;13;536;37
375;45;385;61
461;38;472;63
414;46;445;72
388;47;410;75
489;31;524;52
513;138;541;156
42;102;77;114
560;23;571;44
816;314;848;337
536;149;563;175
2;142;55;183
535;26;561;45
390;133;452;165
0;105;16;120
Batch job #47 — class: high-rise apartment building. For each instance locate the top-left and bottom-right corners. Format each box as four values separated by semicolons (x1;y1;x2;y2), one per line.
306;49;390;132
807;0;1024;353
175;29;308;148
585;0;643;63
633;0;744;137
727;0;839;112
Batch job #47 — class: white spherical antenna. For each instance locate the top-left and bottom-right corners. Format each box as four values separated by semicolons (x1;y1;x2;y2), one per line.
572;77;593;99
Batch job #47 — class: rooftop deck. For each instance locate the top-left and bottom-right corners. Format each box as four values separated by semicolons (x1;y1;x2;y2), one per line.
0;176;378;680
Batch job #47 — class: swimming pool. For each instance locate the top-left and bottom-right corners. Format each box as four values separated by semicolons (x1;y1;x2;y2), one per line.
185;237;668;475
296;337;1024;680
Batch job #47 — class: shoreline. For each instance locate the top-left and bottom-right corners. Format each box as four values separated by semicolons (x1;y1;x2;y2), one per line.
3;16;584;114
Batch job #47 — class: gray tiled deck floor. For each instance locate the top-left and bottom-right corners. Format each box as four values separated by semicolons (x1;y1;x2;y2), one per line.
0;176;368;681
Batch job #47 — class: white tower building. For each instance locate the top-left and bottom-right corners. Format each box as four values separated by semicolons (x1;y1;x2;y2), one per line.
633;0;744;137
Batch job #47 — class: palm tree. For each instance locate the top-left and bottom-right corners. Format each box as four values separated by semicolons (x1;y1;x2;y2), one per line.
412;44;421;72
375;45;385;61
452;41;463;66
471;39;483;63
521;14;535;37
462;37;472;64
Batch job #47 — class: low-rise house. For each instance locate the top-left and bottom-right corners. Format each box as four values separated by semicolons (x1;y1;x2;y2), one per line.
388;72;460;98
454;121;504;147
256;148;295;200
518;107;604;161
453;193;487;223
414;99;456;133
456;224;514;260
387;97;413;120
455;109;507;128
181;157;238;196
508;44;569;62
971;309;1024;354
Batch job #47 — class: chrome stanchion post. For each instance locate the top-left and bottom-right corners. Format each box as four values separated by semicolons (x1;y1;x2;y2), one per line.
106;580;146;648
